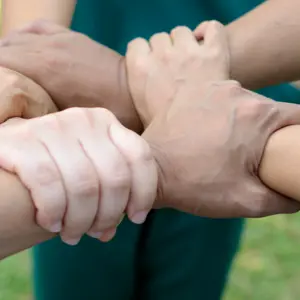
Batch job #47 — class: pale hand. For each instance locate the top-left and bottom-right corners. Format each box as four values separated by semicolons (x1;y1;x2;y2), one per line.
0;108;157;245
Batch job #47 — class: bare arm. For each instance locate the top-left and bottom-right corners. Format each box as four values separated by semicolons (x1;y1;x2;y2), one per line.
259;125;300;201
1;0;76;36
226;0;300;89
0;122;299;260
0;170;53;260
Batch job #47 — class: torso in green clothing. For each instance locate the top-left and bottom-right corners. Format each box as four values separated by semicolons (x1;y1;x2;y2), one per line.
72;0;300;104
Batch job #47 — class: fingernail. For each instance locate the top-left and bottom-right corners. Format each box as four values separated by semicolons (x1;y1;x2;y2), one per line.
49;222;62;233
130;211;148;224
62;237;81;246
88;231;103;239
99;228;117;242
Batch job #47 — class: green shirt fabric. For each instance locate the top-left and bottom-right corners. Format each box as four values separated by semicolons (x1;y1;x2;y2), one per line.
32;1;300;300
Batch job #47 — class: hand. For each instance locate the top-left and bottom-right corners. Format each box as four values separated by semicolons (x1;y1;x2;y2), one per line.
0;108;157;245
130;21;300;217
126;21;229;127
0;19;142;133
0;66;57;122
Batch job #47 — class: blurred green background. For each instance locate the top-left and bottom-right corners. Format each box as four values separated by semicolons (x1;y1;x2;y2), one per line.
1;1;300;300
1;215;300;300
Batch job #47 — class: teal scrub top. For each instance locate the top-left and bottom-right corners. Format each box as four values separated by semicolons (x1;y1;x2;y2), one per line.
32;1;300;300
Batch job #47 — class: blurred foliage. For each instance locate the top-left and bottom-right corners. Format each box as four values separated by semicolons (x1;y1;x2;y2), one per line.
1;215;300;300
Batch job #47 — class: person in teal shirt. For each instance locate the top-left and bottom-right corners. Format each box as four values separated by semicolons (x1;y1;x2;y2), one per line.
2;0;298;299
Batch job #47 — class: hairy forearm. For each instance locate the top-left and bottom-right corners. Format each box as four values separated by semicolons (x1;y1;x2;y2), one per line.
227;0;300;89
1;0;76;36
0;169;53;260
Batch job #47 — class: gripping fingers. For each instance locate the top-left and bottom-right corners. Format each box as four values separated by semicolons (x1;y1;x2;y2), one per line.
87;135;130;239
170;26;199;50
109;123;157;224
203;21;228;51
70;109;131;239
35;114;99;246
149;32;172;53
0;133;66;233
193;21;209;41
127;37;150;63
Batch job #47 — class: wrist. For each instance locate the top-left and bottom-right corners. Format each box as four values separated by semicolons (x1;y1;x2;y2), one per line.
226;22;251;88
142;128;167;208
117;57;143;133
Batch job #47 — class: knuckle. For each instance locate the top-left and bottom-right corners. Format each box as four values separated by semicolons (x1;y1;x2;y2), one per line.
171;25;189;35
103;160;130;190
70;167;98;199
33;160;61;187
127;37;146;49
30;18;51;30
61;107;86;120
89;107;117;126
158;32;169;39
209;20;223;30
105;171;130;190
214;80;241;91
222;81;244;99
39;114;61;130
14;122;34;140
95;107;115;120
131;138;153;162
150;32;162;42
209;80;241;98
237;94;269;121
132;55;149;76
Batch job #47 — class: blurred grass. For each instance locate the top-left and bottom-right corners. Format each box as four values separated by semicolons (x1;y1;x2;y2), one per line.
224;215;300;300
1;215;300;300
0;252;32;300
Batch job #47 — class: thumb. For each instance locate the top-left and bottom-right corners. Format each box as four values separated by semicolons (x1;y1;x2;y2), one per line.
109;122;157;223
0;67;57;124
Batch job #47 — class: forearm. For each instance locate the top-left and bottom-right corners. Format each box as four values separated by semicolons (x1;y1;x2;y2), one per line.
227;0;300;89
1;0;76;36
119;0;300;130
1;123;300;261
259;125;300;201
0;169;53;260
